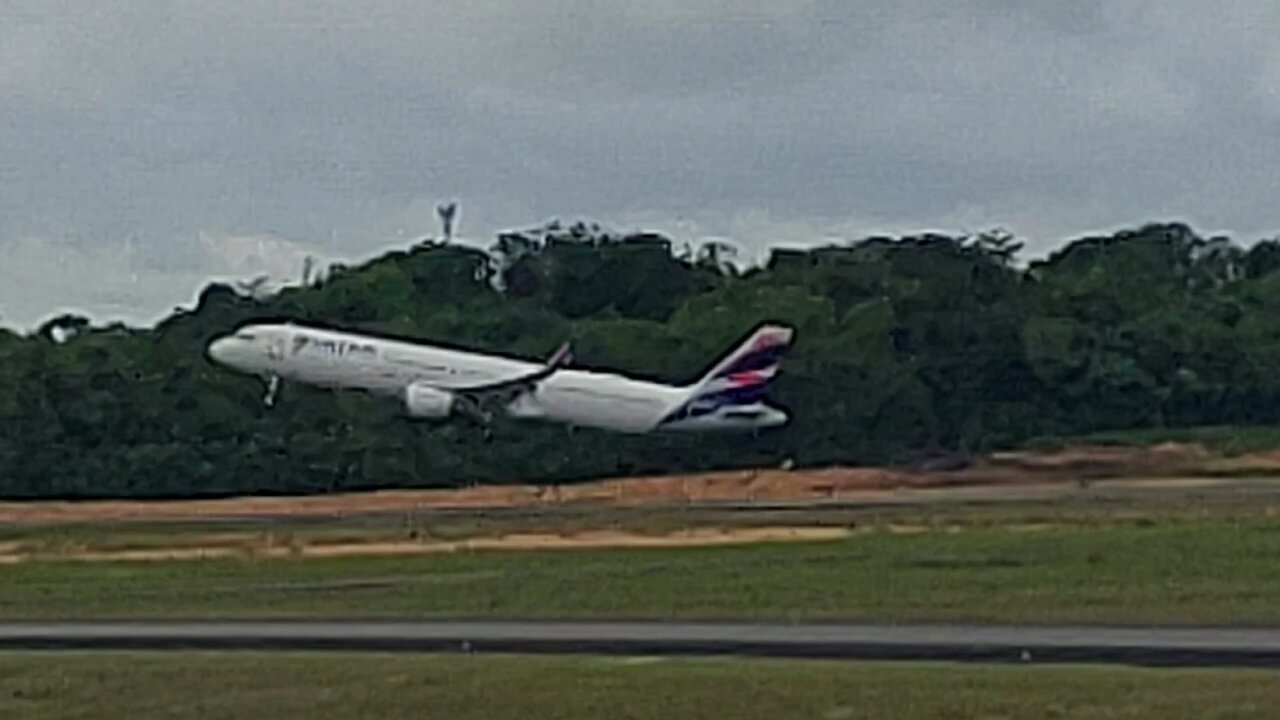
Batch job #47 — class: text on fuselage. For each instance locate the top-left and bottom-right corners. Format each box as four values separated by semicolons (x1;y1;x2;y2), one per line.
291;335;377;359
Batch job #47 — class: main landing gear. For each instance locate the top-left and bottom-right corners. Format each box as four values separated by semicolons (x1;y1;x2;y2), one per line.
472;410;496;444
454;394;495;443
461;413;495;444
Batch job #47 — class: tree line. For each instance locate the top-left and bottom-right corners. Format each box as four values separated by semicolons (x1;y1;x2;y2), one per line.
2;220;1279;499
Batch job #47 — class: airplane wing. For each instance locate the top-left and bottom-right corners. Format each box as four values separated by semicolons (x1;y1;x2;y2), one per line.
400;341;571;426
450;341;573;398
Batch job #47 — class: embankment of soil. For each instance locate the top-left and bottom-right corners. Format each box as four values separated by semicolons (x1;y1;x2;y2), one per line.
0;526;852;564
0;441;1265;525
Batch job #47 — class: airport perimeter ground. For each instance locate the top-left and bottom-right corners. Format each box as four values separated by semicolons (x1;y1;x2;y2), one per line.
7;439;1280;718
6;653;1280;720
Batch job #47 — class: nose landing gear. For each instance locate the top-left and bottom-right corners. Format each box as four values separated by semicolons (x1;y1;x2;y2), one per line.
263;375;281;407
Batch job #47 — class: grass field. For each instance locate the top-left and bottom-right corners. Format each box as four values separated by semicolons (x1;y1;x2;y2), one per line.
2;505;1279;624
0;652;1276;720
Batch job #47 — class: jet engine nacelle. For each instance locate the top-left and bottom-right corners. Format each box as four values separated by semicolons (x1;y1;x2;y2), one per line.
404;383;456;419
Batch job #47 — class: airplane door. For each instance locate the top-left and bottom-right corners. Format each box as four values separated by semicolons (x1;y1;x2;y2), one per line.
267;336;286;362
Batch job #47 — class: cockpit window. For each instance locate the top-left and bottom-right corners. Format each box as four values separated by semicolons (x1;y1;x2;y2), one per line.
235;331;257;341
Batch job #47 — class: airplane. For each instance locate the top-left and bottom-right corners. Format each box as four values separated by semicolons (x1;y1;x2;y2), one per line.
205;320;795;435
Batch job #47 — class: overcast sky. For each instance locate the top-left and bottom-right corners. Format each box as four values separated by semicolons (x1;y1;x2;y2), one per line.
3;1;1279;329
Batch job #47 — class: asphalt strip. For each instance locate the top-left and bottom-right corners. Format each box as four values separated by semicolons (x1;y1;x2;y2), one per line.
1;620;1279;668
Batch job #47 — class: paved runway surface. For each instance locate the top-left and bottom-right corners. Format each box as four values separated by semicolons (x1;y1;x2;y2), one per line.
2;621;1280;667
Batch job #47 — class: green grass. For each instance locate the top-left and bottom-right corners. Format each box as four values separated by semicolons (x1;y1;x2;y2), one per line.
0;652;1276;720
3;515;1280;624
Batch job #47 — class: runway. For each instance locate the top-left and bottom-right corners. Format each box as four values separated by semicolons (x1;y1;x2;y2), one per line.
2;621;1280;667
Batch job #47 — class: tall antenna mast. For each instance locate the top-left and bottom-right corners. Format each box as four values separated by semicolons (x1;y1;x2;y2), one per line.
437;201;458;243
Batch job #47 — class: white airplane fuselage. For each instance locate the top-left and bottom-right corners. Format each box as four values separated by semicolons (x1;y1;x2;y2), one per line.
206;323;791;434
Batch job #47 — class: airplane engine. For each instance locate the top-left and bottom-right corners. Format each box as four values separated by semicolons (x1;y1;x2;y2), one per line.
404;383;456;419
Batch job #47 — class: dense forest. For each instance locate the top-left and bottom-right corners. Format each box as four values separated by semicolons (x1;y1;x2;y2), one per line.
3;219;1280;499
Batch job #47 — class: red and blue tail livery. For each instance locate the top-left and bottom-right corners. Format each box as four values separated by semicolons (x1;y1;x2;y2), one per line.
657;323;795;430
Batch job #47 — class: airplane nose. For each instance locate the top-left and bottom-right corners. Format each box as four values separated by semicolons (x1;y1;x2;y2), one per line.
206;337;232;364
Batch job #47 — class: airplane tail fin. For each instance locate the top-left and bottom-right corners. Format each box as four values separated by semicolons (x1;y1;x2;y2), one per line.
684;322;796;405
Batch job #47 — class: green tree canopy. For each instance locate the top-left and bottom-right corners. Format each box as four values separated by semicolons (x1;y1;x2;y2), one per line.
3;220;1280;499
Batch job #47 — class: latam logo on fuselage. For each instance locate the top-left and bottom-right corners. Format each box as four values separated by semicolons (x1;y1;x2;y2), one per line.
291;335;377;359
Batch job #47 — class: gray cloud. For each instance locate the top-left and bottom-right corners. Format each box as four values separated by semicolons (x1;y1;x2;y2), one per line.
2;1;1279;328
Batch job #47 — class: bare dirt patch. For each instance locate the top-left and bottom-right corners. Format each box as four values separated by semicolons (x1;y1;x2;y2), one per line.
0;526;850;564
0;441;1256;526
